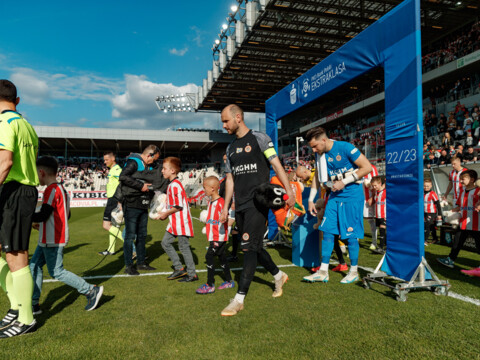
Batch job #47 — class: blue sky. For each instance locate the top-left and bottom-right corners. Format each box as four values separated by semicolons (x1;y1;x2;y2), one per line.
0;0;263;130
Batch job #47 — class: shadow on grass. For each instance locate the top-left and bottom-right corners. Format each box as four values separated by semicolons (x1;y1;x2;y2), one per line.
36;285;115;329
63;243;88;255
269;245;293;263
82;251;127;279
230;268;275;291
424;246;480;288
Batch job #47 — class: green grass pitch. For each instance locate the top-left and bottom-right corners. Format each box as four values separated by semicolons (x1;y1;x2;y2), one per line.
1;207;479;359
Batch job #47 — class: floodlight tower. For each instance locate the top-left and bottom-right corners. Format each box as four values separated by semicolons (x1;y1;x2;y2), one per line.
154;93;197;113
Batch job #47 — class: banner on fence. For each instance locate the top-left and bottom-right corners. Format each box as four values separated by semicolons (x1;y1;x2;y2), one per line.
38;190;108;208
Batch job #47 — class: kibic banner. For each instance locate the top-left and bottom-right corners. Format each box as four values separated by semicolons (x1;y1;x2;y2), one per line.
38;190;108;208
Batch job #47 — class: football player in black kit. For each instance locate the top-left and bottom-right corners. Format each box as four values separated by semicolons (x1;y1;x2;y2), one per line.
219;104;295;316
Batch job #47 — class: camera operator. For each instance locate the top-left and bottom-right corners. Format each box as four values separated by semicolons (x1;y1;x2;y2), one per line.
119;145;160;275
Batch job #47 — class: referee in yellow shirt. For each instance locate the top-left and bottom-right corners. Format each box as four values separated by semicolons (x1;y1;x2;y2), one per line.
99;151;124;255
0;80;38;337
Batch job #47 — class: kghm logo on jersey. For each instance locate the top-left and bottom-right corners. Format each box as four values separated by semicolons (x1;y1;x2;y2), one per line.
233;163;258;175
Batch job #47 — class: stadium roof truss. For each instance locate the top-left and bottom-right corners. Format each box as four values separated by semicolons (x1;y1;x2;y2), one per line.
197;0;480;113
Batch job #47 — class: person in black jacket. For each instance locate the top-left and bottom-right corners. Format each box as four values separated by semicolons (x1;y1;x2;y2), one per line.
119;145;160;275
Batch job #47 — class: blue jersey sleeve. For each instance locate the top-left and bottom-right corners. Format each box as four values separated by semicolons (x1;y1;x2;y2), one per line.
345;142;361;164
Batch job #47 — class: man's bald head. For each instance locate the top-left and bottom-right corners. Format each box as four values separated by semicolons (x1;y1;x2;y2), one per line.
221;104;247;136
222;104;244;121
295;166;311;181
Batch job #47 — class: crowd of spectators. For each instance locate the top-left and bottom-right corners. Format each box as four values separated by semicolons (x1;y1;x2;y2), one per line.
56;162;108;191
425;73;480;107
423;102;480;168
281;99;479;172
422;21;480;73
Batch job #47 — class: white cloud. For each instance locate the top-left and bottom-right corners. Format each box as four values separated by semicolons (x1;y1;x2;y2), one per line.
11;71;50;105
169;47;188;56
108;74;265;131
4;59;265;132
9;67;123;106
190;26;205;47
111;74;197;119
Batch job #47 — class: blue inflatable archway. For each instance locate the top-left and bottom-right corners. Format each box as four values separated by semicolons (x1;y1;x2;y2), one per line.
266;0;424;281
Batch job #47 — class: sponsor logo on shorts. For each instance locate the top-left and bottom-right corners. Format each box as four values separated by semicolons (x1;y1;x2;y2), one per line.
347;227;353;232
242;233;250;241
245;145;252;153
336;155;342;161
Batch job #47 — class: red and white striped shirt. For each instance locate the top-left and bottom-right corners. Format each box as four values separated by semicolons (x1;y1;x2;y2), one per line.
166;179;194;237
456;187;480;231
206;198;228;242
449;168;467;201
424;191;439;213
374;188;386;219
363;164;378;201
39;183;70;247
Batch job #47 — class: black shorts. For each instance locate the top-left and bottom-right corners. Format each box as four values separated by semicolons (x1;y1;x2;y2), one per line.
0;182;38;252
206;241;228;257
235;205;268;252
103;197;118;222
375;218;386;228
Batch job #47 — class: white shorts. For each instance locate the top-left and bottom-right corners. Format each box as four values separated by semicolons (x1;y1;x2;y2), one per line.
363;201;375;218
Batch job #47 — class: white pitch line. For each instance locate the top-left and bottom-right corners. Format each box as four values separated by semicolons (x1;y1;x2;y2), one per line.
42;262;480;306
42;263;296;282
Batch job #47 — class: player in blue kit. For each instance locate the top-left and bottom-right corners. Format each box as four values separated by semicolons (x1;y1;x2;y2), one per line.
303;127;372;284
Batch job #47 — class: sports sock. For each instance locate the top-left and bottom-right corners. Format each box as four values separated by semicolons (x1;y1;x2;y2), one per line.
320;263;329;272
234;293;245;304
321;233;335;264
379;227;386;249
231;233;239;257
368;219;377;245
108;226;124;252
347;238;360;266
273;270;284;281
333;237;346;264
0;258;18;310
11;266;34;325
350;265;358;273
